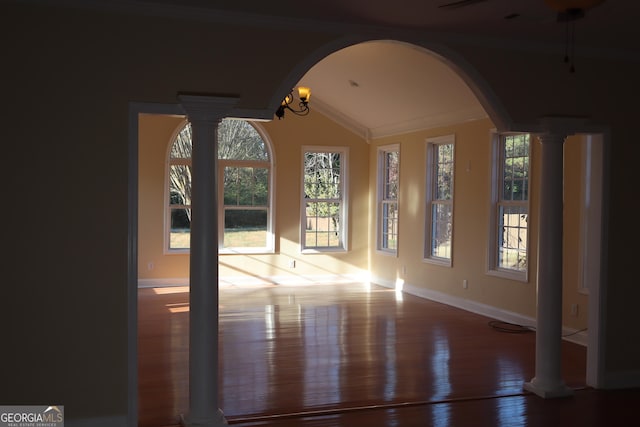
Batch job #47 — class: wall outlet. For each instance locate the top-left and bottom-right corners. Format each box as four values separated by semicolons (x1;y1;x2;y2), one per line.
288;259;296;268
463;279;468;289
147;262;154;271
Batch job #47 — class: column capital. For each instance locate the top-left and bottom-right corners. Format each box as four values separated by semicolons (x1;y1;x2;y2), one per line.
536;133;567;145
178;94;239;123
537;115;589;143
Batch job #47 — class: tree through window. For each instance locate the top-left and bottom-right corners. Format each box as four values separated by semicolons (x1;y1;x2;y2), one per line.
489;133;530;278
167;119;273;252
302;147;348;251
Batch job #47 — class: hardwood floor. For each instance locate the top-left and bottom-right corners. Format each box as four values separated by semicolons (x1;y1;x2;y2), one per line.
138;282;639;427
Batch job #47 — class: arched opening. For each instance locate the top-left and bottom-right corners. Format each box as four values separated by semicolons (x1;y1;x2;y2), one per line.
130;38;604;426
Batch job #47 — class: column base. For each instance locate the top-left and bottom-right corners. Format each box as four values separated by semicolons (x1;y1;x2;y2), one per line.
524;379;574;399
180;409;228;427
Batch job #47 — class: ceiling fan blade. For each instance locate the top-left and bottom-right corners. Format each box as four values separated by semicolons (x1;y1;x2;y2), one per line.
438;0;490;10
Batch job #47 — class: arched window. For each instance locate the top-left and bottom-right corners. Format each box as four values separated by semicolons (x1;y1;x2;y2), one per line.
167;118;274;253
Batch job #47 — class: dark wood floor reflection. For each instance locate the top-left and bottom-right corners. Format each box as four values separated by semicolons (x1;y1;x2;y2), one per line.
138;282;601;427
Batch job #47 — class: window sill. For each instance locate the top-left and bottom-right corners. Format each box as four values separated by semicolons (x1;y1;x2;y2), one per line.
423;257;452;267
487;268;528;283
301;248;347;254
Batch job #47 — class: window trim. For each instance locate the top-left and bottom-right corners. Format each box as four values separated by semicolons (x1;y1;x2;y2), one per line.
164;118;191;255
487;131;530;282
424;135;455;267
164;118;276;255
376;144;400;256
300;146;349;253
218;121;275;254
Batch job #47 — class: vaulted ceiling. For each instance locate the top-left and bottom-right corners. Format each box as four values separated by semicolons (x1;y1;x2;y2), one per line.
297;40;487;140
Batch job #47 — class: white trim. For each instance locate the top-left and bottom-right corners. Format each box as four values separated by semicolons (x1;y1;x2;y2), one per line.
371;275;587;347
370;106;486;140
309;96;487;142
486;132;530;282
129;102;184;427
300;146;349;252
164;119;276;254
163;117;189;255
138;277;190;288
586;131;609;389
311;97;372;142
577;135;603;295
139;273;369;289
561;328;589;347
424;134;455;266
66;415;127;427
143;274;589;347
377;276;536;328
376;144;400;255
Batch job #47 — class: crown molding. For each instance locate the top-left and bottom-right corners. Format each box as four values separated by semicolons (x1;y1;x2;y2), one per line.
311;97;372;142
370;106;487;140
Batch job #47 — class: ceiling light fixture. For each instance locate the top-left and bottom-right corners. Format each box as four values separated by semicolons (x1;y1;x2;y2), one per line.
544;0;605;73
275;87;311;120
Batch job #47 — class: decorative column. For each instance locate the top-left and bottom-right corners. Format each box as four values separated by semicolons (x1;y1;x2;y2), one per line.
523;132;574;398
178;95;238;426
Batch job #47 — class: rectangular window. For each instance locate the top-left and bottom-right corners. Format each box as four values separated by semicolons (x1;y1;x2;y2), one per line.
377;145;400;254
302;148;348;251
489;133;530;279
425;136;454;264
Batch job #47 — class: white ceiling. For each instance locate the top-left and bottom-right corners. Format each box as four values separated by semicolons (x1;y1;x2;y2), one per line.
297;40;487;140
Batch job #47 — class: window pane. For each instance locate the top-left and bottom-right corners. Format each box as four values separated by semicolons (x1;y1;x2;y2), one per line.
305;202;341;248
170;125;192;158
379;147;399;253
498;205;528;271
224;209;267;248
384;151;399;199
254;168;269;205
494;134;529;273
501;135;529;202
304;152;341;200
224;167;269;207
382;202;398;250
431;203;452;259
435;144;454;200
169;165;192;205
218;119;269;161
170;208;191;249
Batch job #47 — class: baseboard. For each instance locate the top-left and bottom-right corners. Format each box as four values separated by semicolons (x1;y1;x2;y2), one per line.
66;415;127;427
371;275;588;347
138;272;370;289
138;277;189;288
561;327;589;347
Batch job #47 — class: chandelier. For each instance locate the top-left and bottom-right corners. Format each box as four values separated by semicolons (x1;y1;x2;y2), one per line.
544;0;605;73
275;87;311;119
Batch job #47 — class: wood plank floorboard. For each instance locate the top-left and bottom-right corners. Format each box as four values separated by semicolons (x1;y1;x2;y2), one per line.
137;282;615;427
